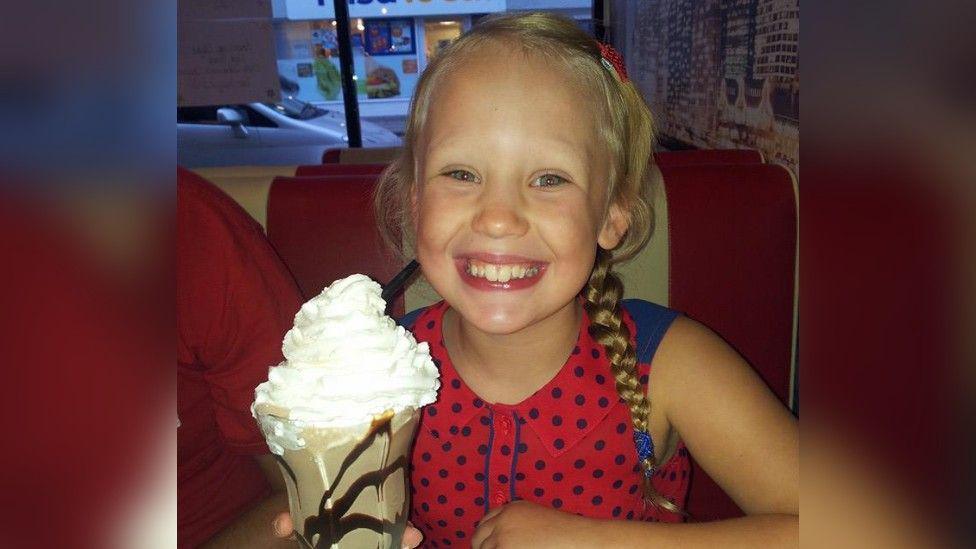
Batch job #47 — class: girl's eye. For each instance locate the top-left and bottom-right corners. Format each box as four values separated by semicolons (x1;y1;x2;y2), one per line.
532;173;568;188
446;169;478;182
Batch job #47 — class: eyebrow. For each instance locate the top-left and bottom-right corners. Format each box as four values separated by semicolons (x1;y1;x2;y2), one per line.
425;134;595;176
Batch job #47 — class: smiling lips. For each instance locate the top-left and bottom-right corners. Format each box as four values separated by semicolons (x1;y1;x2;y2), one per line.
456;256;546;290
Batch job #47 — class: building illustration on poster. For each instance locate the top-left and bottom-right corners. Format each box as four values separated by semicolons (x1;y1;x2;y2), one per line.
625;0;798;172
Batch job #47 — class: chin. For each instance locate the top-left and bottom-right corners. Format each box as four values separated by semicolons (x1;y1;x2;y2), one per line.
457;300;535;336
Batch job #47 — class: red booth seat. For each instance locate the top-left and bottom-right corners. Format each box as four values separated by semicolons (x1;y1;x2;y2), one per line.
660;162;797;520
294;163;387;177
655;148;764;166
265;174;405;316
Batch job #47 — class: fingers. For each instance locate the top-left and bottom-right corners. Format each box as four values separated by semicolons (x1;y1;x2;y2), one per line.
402;524;423;549
473;536;497;549
471;510;500;549
471;521;490;548
272;511;294;538
479;506;504;524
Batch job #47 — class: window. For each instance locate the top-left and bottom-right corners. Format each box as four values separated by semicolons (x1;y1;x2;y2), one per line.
265;96;329;121
424;18;464;61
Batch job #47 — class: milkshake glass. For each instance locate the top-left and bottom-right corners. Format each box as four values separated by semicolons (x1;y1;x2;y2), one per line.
253;275;439;548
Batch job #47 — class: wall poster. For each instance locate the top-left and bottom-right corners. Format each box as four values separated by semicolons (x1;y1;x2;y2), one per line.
364;18;416;56
619;0;799;173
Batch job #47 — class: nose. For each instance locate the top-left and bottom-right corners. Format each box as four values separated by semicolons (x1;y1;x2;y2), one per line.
471;185;529;239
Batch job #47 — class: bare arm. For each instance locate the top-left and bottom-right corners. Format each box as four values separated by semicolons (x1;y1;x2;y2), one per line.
642;316;798;546
200;454;294;549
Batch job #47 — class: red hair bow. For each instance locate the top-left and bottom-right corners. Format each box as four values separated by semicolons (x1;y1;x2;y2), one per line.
597;42;628;82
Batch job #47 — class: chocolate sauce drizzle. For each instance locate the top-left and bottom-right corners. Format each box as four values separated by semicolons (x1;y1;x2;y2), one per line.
295;417;410;548
274;454;300;507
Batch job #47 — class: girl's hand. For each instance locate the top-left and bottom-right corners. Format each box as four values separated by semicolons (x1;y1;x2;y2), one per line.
272;511;424;548
471;500;600;549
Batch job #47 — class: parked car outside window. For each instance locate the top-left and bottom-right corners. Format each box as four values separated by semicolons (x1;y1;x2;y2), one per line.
177;97;401;167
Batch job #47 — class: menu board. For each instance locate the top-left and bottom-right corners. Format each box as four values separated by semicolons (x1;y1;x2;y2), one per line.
364;18;415;56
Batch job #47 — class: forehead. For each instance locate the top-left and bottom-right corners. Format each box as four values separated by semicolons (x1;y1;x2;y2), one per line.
423;45;604;160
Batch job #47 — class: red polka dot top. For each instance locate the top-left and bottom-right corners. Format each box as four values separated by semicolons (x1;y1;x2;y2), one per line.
406;300;690;548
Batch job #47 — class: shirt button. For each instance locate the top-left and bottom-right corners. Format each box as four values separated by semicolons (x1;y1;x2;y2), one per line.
491;491;507;506
498;416;512;434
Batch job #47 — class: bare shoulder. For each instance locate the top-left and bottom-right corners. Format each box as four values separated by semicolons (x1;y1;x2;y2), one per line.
650;314;787;421
649;316;753;398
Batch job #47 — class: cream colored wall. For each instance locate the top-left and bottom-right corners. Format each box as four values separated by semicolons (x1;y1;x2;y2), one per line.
616;164;670;306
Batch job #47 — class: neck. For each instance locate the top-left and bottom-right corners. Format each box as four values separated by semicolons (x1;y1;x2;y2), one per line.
444;300;582;405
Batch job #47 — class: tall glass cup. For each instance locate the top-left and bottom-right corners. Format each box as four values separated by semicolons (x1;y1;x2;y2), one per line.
256;407;420;548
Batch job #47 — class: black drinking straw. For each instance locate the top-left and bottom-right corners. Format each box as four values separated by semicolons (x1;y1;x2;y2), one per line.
381;259;420;303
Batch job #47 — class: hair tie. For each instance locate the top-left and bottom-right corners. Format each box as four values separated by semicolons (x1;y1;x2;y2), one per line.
633;429;655;477
597;42;628;83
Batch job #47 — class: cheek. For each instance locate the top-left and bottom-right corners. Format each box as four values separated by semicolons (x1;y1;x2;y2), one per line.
538;199;602;245
413;191;457;257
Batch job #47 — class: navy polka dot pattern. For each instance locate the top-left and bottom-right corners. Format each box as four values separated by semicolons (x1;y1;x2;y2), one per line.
408;301;689;547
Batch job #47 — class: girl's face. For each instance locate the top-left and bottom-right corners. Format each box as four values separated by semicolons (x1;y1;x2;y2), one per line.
413;47;629;336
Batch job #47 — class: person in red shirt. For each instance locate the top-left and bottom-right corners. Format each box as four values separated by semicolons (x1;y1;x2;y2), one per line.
178;167;302;547
403;298;691;546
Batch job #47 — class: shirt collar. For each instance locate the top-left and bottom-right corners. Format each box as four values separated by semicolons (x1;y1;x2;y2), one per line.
411;302;485;442
411;301;637;458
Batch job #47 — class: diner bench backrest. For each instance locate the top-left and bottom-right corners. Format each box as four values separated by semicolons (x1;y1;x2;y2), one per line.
322;146;399;164
294;163;387;177
265;174;405;316
660;162;797;521
655;148;764;166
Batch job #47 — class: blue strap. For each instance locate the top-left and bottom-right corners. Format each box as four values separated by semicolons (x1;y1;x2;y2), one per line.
397;307;426;329
621;298;679;365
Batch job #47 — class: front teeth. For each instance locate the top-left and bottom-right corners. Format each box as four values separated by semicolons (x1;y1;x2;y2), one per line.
466;261;540;282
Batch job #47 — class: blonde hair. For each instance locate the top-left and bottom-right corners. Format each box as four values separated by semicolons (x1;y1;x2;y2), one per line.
373;12;676;513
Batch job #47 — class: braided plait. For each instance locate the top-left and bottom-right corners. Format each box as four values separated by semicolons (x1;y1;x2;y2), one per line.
583;248;681;514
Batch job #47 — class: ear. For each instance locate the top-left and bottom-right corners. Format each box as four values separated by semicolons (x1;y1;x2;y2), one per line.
598;202;631;250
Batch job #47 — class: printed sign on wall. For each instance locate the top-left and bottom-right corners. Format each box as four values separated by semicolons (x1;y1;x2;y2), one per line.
178;1;280;107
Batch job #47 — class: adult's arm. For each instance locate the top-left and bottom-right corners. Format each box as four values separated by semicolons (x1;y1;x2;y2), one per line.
200;455;292;548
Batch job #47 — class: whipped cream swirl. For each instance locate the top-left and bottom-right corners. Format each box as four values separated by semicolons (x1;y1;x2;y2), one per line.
253;274;439;432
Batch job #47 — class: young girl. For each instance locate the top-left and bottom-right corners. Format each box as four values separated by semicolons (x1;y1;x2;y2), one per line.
277;12;797;548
